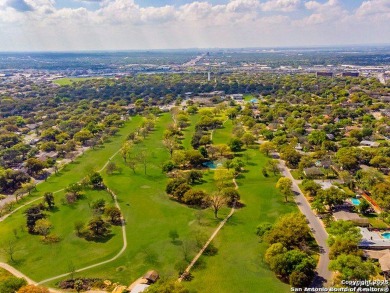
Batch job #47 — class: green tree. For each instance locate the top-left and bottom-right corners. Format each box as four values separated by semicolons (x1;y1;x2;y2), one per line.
260;142;275;156
43;192;55;209
276;177;293;202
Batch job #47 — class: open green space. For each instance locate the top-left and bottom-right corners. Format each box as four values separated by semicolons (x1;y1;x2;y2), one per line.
53;77;103;86
0;189;122;281
212;119;233;145
182;113;200;149
5;116;143;206
46;113;226;286
184;127;297;292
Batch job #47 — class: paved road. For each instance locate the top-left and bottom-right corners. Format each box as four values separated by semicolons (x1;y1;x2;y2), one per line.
278;158;333;288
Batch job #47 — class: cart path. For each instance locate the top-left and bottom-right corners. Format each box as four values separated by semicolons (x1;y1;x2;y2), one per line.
178;177;238;282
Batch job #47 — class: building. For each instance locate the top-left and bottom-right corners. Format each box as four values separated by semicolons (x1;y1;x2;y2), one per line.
316;72;333;77
230;94;243;101
333;211;369;227
360;140;380;148
303;167;324;178
342;72;359;77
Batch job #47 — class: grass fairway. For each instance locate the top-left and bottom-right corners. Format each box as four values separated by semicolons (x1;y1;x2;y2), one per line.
182;113;200;149
212;119;233;145
0;189;122;281
185;149;297;293
45;113;224;287
53;77;103;86
0;117;143;279
5;116;143;206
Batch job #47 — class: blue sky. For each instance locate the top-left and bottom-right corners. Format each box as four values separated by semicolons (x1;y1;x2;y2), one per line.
0;0;389;51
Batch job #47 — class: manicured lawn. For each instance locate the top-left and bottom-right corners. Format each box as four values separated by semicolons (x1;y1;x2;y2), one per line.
212;119;233;145
4;116;143;207
45;113;223;287
0;117;143;280
182;113;200;149
53;77;103;86
0;189;122;281
185;148;297;293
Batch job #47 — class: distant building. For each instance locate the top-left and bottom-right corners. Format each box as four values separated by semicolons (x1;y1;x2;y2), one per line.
342;72;359;77
316;72;333;77
360;140;380;148
230;94;243;100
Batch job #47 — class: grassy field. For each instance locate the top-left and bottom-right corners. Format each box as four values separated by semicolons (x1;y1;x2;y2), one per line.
0;189;122;281
212;119;233;145
184;123;297;293
53;77;103;86
0;117;143;280
44;113;224;287
182;114;200;149
1;109;300;292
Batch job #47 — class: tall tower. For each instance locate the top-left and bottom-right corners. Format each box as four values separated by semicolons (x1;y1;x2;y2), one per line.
207;71;211;82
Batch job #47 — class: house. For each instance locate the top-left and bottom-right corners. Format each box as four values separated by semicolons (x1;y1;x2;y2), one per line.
326;133;335;140
364;250;390;275
303;167;324;178
230;94;243;101
360;140;380;148
316;72;333;77
333;210;369;227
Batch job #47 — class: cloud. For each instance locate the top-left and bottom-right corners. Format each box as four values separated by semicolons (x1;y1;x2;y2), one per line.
3;0;33;12
356;0;390;18
0;0;389;50
261;0;301;12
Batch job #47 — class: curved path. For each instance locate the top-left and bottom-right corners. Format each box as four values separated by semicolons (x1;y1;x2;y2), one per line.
0;143;128;288
277;158;333;288
38;188;127;285
178;178;238;282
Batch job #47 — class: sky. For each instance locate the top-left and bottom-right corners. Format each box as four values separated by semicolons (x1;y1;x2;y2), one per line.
0;0;389;51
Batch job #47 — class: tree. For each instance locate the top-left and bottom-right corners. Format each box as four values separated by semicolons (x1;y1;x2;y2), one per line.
43;192;55;209
209;193;227;218
214;168;233;191
335;148;358;170
18;285;50;293
317;187;347;210
34;219;52;239
260;142;275;156
138;150;148;175
264;213;310;248
301;179;321;197
121;141;132;163
241;132;255;147
89;172;104;189
25;158;46;176
222;187;240;205
1;240;17;262
145;279;189;293
0;277;27;293
173;183;191;201
182;189;207;206
280;147;301;168
74;221;85;236
186;170;203;184
308;130;326;146
74;280;84;293
169;229;179;243
91;199;106;214
329;254;377;281
25;205;45;233
185;150;203;166
266;159;280;176
276;177;293;202
359;200;371;215
163;138;178;158
87;217;111;238
229;138;244;152
106;162;119;175
105;206;122;225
